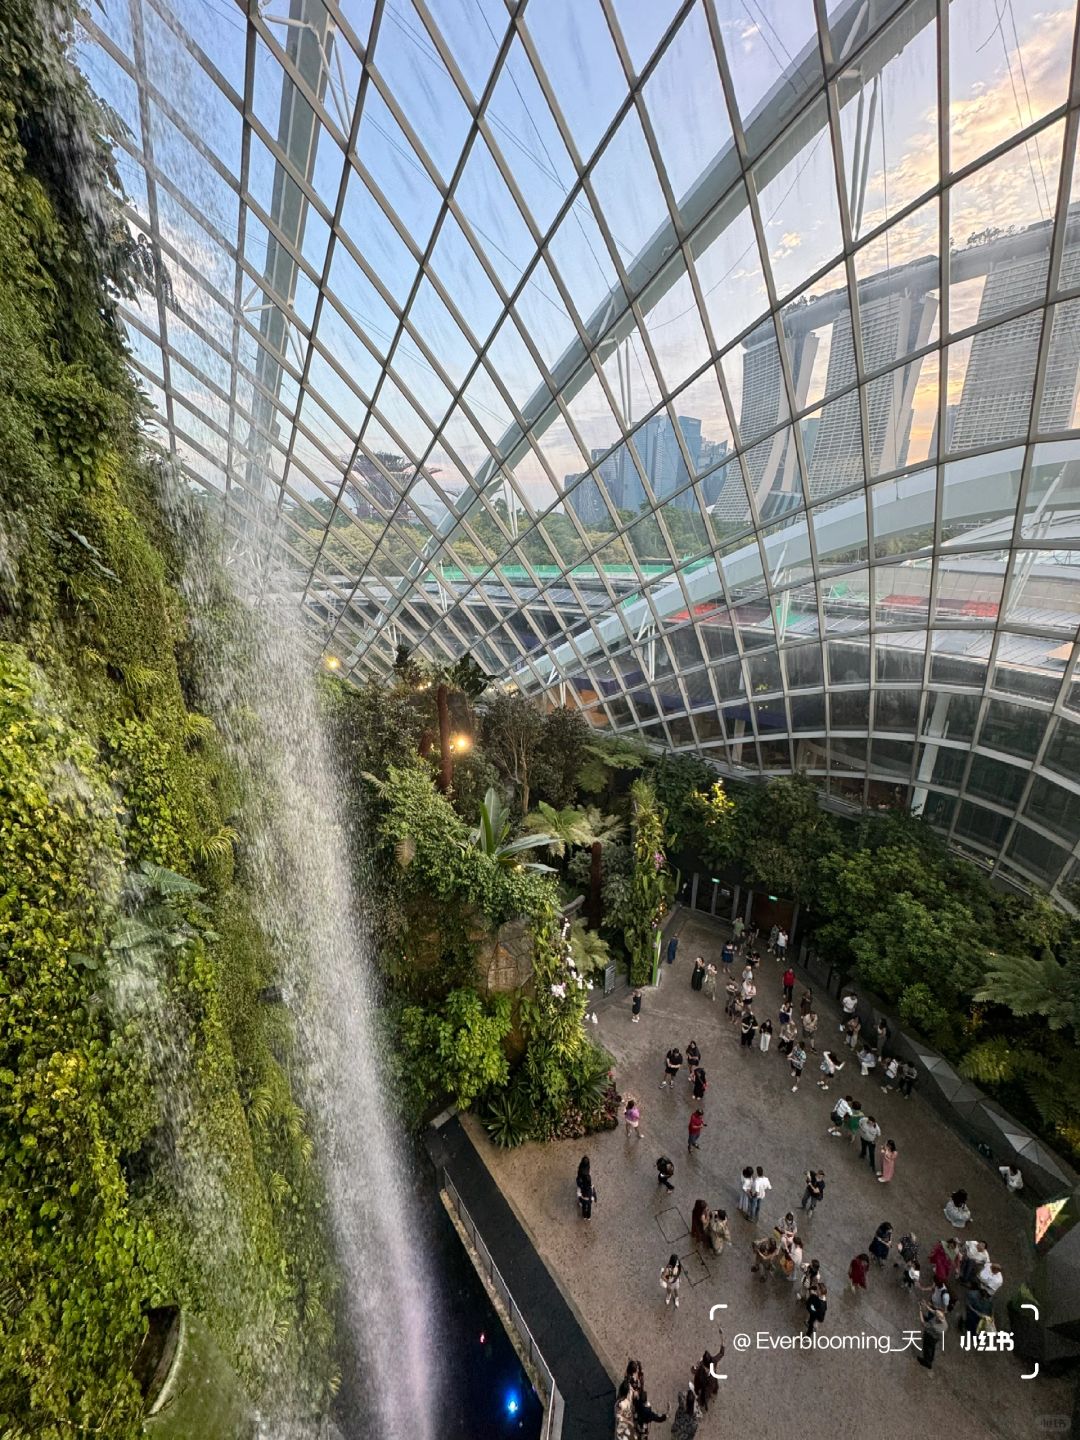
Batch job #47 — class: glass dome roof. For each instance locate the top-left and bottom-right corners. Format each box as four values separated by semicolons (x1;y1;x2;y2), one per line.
76;0;1080;899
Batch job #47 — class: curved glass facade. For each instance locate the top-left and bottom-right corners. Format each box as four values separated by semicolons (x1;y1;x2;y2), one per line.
77;0;1080;898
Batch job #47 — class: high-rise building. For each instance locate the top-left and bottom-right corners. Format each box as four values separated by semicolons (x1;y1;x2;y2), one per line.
950;217;1080;449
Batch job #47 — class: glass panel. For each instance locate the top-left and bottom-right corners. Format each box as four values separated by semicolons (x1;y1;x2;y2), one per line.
871;468;936;556
691;182;771;350
718;0;821;151
837;9;939;238
1004;825;1068;886
875;689;921;733
591;105;670;270
980;697;1046;760
967;754;1028;806
725;320;789;446
1025;775;1080;844
1005;550;1080;633
1042;718;1080;778
523;0;625;161
953;801;1010;849
487;37;576;232
948;122;1065;328
949;1;1073;173
375;0;472;182
756;98;843;300
641;255;712;393
1038;302;1080;433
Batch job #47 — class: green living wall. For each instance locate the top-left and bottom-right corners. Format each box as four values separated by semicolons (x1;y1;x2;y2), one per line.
0;5;337;1434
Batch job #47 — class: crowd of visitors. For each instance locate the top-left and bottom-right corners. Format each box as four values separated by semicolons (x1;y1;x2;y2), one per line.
600;914;1026;1431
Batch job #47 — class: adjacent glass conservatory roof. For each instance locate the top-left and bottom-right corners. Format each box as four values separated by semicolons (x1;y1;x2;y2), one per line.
77;0;1080;899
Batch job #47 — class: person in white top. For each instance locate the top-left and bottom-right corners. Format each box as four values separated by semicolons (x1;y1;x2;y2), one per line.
828;1094;852;1137
999;1163;1024;1193
979;1261;1004;1296
749;1168;772;1221
841;992;859;1018
960;1238;988;1285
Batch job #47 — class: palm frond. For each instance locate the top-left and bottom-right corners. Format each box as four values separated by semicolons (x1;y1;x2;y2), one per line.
197;826;238;863
974;952;1080;1030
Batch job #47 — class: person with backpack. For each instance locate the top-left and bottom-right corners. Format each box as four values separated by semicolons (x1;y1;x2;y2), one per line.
691;1066;708;1101
656;1155;675;1193
633;1388;668;1436
671;1387;700;1440
575;1156;597;1219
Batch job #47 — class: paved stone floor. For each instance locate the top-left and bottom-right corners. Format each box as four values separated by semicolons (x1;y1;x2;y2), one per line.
463;909;1075;1440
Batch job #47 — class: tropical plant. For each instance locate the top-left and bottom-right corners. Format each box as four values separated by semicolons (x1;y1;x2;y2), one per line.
575;735;648;796
568;919;611;976
482;1085;532;1148
624;779;675;984
467;787;557;873
524;803;625;927
522;801;592;856
973;951;1080;1030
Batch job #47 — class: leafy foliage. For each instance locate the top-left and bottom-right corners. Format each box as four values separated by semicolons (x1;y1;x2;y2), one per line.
734;775;838;902
0;9;340;1428
397;990;512;1113
974;951;1080;1030
624;779;675;985
481;1087;532;1148
575;735;648;796
467;787;557;873
650;754;735;868
479;691;546;814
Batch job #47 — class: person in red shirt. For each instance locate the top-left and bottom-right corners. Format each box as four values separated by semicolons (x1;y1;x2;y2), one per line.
782;967;796;1003
848;1252;870;1293
688;1109;707;1153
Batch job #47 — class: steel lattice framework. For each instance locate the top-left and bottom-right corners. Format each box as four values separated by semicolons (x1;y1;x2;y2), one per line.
77;0;1080;899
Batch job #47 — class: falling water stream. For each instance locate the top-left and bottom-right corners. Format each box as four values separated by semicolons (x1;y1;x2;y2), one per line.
171;494;437;1440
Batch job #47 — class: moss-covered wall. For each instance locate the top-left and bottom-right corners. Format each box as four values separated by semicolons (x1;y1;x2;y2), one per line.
0;5;338;1434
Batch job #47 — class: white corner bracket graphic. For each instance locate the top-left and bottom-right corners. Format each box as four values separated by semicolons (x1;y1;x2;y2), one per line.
1020;1303;1039;1379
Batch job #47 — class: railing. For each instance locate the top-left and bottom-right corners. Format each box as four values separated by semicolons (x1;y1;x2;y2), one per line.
442;1172;565;1440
